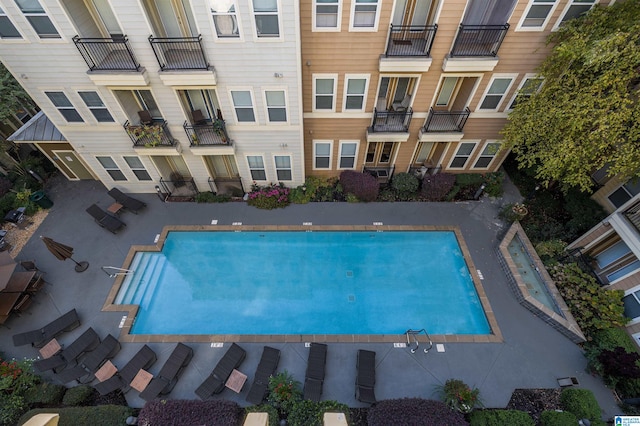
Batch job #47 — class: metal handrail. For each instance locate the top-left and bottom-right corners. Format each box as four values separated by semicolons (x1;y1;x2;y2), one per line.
101;266;134;278
406;328;433;353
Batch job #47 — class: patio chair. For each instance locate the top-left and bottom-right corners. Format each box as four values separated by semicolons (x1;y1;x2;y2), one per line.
139;343;194;401
195;343;246;399
303;343;327;402
246;346;280;405
34;327;100;373
12;294;33;315
19;260;44;274
85;204;126;234
55;334;120;384
94;345;157;395
137;110;153;125
191;109;207;125
26;275;46;296
107;188;146;214
13;308;80;348
355;350;376;404
392;94;411;112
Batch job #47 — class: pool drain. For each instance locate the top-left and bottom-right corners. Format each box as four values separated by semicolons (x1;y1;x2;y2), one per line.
348;295;355;302
346;270;353;277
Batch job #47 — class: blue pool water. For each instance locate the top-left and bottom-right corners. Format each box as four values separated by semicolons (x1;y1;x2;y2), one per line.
116;231;491;335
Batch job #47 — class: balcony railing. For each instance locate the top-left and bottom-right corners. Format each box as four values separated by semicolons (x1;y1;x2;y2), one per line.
149;35;209;70
385;24;438;57
450;24;509;57
73;35;140;71
183;120;231;146
124;120;175;147
364;166;395;184
623;199;640;234
370;108;413;133
422;107;471;132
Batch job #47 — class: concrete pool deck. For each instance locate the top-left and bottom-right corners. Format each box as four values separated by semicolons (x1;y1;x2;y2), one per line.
0;175;621;420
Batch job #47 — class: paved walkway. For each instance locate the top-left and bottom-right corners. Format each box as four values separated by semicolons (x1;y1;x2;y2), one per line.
0;175;620;420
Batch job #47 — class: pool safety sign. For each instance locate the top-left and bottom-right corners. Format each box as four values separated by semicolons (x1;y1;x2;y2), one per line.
617;416;640;425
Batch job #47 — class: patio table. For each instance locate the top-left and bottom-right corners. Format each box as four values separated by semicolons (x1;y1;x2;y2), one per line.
3;271;36;293
95;361;117;382
0;292;20;316
130;369;153;392
225;369;247;393
39;338;61;359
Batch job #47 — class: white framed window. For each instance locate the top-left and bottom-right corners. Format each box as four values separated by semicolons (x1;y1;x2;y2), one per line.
210;0;240;38
313;0;341;31
624;286;640;324
45;92;84;123
230;90;256;123
517;0;558;31
264;90;287;122
477;76;515;111
338;141;358;169
343;74;369;112
97;156;126;181
313;140;333;170
247;155;266;180
553;0;596;30
252;0;280;38
78;91;114;122
449;142;478;169
350;0;380;31
123;156;151;181
507;75;543;110
313;74;337;112
473;141;502;169
0;7;22;39
14;0;60;38
274;155;292;181
608;180;640;209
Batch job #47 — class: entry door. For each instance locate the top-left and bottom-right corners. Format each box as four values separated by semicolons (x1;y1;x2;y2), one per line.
153;0;198;37
88;0;123;38
434;77;477;110
204;155;239;178
52;150;94;180
378;77;414;110
392;0;438;26
462;0;516;25
180;90;221;122
365;142;397;165
151;155;191;178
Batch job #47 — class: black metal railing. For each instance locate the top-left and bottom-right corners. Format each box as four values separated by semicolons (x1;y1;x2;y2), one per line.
385;24;437;57
183;120;230;146
422;107;470;132
364;166;395;183
159;177;198;201
450;24;509;57
209;176;245;197
370;108;413;133
73;35;140;71
124;120;175;147
623;199;640;234
409;165;441;178
149;35;209;70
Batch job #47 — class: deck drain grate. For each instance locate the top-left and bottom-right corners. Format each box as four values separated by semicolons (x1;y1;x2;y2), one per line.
348;295;355;302
346;270;353;277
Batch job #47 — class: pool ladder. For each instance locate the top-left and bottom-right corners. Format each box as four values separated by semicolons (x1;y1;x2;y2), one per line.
101;266;134;278
406;329;433;354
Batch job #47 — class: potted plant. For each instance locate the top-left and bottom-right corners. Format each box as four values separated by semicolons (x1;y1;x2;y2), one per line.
212;119;227;143
128;124;163;147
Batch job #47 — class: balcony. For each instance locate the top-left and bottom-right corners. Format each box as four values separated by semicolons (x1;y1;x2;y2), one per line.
442;24;509;72
367;108;413;142
124;120;175;148
422;107;470;133
380;24;437;72
183;120;231;147
623;199;640;234
73;36;148;85
149;35;210;70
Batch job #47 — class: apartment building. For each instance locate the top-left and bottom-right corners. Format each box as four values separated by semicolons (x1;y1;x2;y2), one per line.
0;0;304;197
300;0;604;183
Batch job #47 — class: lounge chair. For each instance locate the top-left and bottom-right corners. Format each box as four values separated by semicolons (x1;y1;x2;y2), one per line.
33;328;100;373
139;343;194;401
107;188;146;214
195;343;246;399
94;345;157;395
355;350;376;404
246;346;280;405
86;204;126;234
303;343;327;402
13;309;80;348
55;334;120;384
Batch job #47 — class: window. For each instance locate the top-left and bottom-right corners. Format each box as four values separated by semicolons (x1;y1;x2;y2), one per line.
314;0;340;30
436;77;458;107
247;156;266;180
231;90;256;122
14;0;60;38
210;0;239;38
274;155;292;181
350;0;379;30
344;75;368;111
595;240;640;283
313;75;337;111
478;77;514;111
265;90;287;122
473;142;502;168
123;156;151;181
624;289;640;322
314;141;332;169
0;7;21;39
554;0;596;29
339;141;358;169
517;0;557;30
608;180;640;209
507;76;543;110
45;92;83;122
97;156;126;181
450;142;477;168
78;91;114;122
252;0;279;37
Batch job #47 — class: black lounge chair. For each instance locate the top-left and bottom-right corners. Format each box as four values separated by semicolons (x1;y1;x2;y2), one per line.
303;343;327;402
55;334;120;384
13;309;80;348
94;345;157;395
86;204;126;234
195;343;246;399
108;188;146;214
34;328;100;373
139;343;194;401
246;346;280;405
355;350;376;404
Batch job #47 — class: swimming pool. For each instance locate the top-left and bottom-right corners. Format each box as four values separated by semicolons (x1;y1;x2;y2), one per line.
106;226;498;342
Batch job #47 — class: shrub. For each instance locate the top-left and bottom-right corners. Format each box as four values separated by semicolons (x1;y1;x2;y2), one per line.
0;192;16;219
391;172;419;200
339;170;379;202
195;192;231;203
451;174;485;200
584;327;637;376
539;410;577;426
483;171;504;197
0;177;12;197
18;406;135;426
267;370;302;418
1;393;27;426
137;399;241;426
247;183;290;209
62;385;94;406
439;379;481;413
560;388;601;421
289;186;312;204
616;378;640;400
598;347;640;380
377;188;397;202
563;188;607;241
368;398;468;426
535;239;568;263
469;409;534;426
245;404;279;426
287;400;350;426
23;382;65;406
422;173;455;201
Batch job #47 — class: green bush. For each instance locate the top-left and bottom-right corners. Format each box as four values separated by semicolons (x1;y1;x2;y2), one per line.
483;171;505;197
391;172;419;200
287;400;350;426
469;409;534;426
585;327;637;376
245;404;280;426
195;192;231;203
0;192;16;219
560;388;601;421
377;188;396;202
534;239;568;263
616;378;640;400
540;410;577;425
23;382;65;406
18;406;135;426
289;186;312;204
247;184;290;209
62;385;94;406
0;393;27;426
563;188;607;241
267;370;302;418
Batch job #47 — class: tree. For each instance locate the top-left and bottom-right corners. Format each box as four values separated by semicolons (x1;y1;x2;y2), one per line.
0;62;34;123
502;0;640;192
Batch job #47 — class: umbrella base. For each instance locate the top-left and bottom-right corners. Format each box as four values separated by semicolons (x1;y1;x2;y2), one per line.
75;261;89;273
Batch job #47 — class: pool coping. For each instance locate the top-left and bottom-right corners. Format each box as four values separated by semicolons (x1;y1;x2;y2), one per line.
102;225;502;344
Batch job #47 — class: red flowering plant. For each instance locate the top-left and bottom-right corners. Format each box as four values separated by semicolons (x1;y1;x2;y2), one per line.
247;183;290;209
0;356;38;394
439;379;481;414
267;370;301;417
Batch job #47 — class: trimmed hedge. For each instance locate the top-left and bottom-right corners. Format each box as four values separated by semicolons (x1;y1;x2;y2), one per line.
23;382;65;406
368;398;468;426
138;399;242;426
540;410;577;426
339;170;379;202
18;405;134;426
560;388;601;421
62;385;94;406
469;409;534;426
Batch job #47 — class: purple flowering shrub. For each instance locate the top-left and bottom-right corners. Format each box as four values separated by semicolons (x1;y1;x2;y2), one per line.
422;173;456;201
368;398;469;426
339;170;379;202
247;183;290;209
138;399;242;426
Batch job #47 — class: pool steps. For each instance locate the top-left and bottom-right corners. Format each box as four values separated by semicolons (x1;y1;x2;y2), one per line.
115;254;167;306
